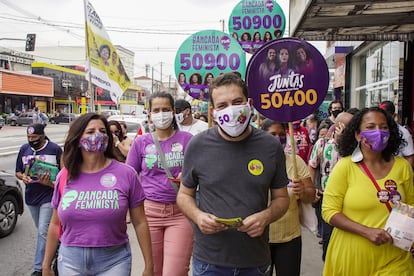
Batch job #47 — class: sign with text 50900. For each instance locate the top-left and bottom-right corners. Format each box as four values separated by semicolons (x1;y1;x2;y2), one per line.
174;29;246;87
246;38;329;122
228;0;286;55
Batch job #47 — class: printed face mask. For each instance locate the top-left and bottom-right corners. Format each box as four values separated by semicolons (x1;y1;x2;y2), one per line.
151;111;173;130
213;103;251;137
360;129;390;152
79;133;109;152
175;112;184;124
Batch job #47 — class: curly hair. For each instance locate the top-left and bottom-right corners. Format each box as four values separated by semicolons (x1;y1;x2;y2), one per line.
63;113;115;180
338;107;403;161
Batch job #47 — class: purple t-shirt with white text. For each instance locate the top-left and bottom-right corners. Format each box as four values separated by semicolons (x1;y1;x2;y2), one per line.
52;160;145;247
187;84;205;99
126;131;192;204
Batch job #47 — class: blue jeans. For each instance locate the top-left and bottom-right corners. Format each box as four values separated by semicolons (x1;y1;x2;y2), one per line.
58;243;132;275
192;258;271;276
27;202;53;272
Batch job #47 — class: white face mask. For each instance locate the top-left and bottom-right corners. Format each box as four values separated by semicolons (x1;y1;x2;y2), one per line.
213;103;251;137
175;112;184;124
151;111;173;130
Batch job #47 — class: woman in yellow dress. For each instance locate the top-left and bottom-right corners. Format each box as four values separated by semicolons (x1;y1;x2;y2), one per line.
322;107;414;275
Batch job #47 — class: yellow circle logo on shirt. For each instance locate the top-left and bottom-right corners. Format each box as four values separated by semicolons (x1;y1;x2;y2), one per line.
248;160;264;176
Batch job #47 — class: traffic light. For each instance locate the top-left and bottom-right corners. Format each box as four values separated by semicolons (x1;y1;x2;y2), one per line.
25;34;36;51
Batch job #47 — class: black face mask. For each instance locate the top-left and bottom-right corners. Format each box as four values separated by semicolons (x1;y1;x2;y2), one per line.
332;109;343;118
29;139;42;149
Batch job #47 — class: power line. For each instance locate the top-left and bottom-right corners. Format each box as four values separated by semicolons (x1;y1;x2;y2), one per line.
0;14;205;35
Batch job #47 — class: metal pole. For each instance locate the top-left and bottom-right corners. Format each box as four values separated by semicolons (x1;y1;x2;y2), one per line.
151;67;154;94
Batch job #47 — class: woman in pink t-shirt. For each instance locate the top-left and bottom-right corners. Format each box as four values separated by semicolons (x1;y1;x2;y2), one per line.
127;91;194;276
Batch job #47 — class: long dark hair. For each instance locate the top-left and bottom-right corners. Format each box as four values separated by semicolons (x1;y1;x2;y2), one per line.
338;107;403;161
148;91;178;130
108;120;124;142
63;113;115;180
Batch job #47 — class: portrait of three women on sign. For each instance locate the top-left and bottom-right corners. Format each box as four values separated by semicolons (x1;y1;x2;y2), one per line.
259;43;315;81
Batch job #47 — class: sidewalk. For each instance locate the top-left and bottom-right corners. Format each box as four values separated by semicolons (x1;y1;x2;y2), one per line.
127;225;324;276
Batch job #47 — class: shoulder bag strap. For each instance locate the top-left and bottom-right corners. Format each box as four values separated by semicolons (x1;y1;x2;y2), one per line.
360;161;392;212
57;167;68;237
151;132;179;193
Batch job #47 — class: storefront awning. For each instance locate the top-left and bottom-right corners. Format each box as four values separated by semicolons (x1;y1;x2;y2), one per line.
290;0;414;41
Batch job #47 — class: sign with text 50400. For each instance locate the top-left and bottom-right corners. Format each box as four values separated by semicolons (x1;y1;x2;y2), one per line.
174;30;246;84
246;38;329;122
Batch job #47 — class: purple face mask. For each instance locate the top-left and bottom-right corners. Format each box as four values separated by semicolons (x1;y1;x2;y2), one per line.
276;135;287;146
359;129;390;152
79;133;109;152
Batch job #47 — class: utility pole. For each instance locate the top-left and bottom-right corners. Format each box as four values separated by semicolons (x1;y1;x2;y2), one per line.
151;66;154;94
220;19;225;32
160;62;163;84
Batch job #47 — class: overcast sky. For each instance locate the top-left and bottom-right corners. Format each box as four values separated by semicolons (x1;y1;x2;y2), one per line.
0;0;325;80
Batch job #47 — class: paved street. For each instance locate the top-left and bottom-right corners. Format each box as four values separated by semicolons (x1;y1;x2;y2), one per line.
127;225;324;276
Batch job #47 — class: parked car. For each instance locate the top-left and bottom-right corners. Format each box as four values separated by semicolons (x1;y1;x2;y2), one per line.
107;114;148;139
9;112;34;126
101;109;120;119
49;113;77;124
9;112;48;126
0;117;4;129
0;170;24;238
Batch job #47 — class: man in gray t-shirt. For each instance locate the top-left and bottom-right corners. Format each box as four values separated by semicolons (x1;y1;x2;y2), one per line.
177;73;289;274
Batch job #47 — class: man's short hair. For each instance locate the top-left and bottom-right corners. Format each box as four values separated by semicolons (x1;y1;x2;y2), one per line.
379;100;395;115
328;100;343;111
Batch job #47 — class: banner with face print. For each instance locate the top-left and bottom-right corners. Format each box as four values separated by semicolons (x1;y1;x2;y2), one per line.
228;0;286;55
174;29;246;113
246;38;329;122
84;0;130;104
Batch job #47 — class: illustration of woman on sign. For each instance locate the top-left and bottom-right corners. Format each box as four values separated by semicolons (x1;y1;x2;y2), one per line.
263;31;273;42
178;72;189;91
259;48;277;80
240;32;253;53
251;32;264;53
99;44;111;66
232;32;239;41
201;72;214;101
186;72;204;100
295;44;314;75
275;47;294;78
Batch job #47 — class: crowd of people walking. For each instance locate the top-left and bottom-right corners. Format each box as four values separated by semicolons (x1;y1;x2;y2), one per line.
16;72;414;276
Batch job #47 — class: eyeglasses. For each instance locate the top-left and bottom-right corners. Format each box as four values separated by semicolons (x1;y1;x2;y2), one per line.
111;130;121;136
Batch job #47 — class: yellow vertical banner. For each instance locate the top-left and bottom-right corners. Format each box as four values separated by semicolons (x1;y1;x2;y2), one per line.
84;0;130;104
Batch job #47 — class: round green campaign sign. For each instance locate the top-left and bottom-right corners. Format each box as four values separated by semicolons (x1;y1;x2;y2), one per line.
228;0;286;54
174;29;246;84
